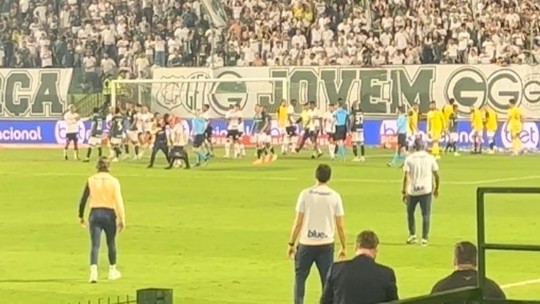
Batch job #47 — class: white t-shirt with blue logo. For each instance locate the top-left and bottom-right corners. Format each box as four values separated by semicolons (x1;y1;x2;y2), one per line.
296;184;344;246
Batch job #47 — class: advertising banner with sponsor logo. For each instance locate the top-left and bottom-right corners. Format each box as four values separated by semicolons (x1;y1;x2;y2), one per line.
2;119;539;151
152;65;540;119
0;69;73;119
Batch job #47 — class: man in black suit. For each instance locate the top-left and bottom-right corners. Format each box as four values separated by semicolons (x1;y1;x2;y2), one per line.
430;241;506;299
320;230;398;304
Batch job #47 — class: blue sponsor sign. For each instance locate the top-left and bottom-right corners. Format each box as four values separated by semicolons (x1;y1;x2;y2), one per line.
1;119;539;149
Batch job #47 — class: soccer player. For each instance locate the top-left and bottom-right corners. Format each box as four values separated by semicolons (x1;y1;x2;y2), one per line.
191;110;210;167
78;157;125;283
83;107;106;162
64;105;81;160
444;104;460;156
109;107;125;162
253;105;276;165
237;104;247;158
323;103;336;159
148;114;171;168
408;103;420;146
296;101;323;158
277;100;292;154
507;99;523;156
349;101;364;162
426;101;445;158
224;104;242;158
138;105;154;155
470;106;484;154
483;105;498;154
201;104;214;157
284;99;299;154
402;137;440;246
167;117;191;170
125;103;141;159
442;98;455;135
388;106;408;167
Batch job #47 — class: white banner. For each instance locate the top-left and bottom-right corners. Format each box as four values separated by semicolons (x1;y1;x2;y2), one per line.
0;69;73;119
151;65;540;119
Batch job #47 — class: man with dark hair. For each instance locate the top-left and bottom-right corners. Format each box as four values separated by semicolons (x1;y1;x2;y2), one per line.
288;164;347;304
147;114;171;168
320;230;398;304
78;157;126;283
431;241;506;300
402;137;440;246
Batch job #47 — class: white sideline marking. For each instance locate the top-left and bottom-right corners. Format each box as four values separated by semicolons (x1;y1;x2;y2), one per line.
502;278;540;289
9;173;540;185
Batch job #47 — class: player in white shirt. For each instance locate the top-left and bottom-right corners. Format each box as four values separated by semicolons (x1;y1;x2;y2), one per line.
323;104;337;159
287;164;347;304
63;105;81;160
166;116;191;169
224;104;243;158
138;105;154;154
402;137;440;247
237;110;246;158
308;101;323;158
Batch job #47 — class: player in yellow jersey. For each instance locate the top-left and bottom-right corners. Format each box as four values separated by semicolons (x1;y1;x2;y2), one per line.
482;105;498;154
427;101;445;158
507;99;523;156
442;99;455;128
277;99;294;154
470;106;484;154
408;103;420;146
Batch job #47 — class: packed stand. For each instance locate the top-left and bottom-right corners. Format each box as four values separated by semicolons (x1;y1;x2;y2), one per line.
0;0;539;72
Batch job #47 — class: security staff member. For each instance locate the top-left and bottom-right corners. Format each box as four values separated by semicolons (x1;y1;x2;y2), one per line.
102;74;112;105
430;241;506;300
288;164;347;304
320;230;398;304
402;137;440;247
148;114;171;168
78;157;126;283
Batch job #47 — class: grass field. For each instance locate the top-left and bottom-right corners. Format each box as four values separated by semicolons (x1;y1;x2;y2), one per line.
1;148;540;304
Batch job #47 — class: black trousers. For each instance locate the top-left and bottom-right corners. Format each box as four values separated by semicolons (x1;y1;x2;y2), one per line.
89;208;117;265
294;244;334;304
149;141;169;166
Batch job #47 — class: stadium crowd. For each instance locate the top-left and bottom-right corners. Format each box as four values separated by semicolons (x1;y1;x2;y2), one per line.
0;0;540;72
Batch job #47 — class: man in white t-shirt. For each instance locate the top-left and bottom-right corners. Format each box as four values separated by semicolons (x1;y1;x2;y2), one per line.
288;164;347;304
63;105;81;160
224;104;242;158
402;138;440;247
166;117;191;170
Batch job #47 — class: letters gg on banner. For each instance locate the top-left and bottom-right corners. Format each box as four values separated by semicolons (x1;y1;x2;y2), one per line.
152;65;540;119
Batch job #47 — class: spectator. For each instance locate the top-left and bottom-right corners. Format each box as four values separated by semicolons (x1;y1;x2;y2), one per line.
430;241;506;300
320;230;399;304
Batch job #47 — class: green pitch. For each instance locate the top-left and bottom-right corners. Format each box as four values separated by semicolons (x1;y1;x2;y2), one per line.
1;149;540;304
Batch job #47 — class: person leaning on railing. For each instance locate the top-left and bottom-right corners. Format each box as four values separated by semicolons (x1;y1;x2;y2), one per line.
430;241;506;300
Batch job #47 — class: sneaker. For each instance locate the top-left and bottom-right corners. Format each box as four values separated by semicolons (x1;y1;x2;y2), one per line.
406;235;418;245
111;157;119;163
82;159;90;163
271;154;278;162
454;152;461;157
89;265;98;283
359;156;365;162
421;239;429;247
252;159;264;165
387;162;393;167
352;157;360;162
487;150;495;155
108;266;121;281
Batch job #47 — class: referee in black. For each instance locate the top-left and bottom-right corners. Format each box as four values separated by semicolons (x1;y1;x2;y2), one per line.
79;157;126;283
148;113;171;168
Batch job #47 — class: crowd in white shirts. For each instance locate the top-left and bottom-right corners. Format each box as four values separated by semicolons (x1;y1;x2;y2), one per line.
0;0;539;71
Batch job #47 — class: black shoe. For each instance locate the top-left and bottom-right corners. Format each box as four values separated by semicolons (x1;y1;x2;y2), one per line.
194;163;201;167
317;152;323;158
310;155;316;159
64;155;68;160
185;166;191;170
147;164;153;168
82;159;90;163
165;166;172;170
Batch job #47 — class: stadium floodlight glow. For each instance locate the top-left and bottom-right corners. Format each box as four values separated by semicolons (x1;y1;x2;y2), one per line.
110;77;289;117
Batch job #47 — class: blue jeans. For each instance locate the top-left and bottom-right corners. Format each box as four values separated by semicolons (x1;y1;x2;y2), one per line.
89;208;117;265
294;244;334;304
406;193;432;240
